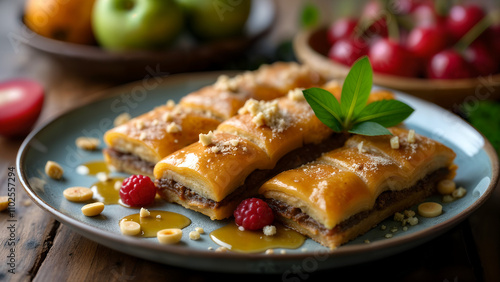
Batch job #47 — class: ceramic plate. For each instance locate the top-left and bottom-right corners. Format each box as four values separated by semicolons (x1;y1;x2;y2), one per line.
17;72;499;273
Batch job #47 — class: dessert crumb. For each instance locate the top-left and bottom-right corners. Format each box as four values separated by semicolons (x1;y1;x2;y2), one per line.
263;225;276;236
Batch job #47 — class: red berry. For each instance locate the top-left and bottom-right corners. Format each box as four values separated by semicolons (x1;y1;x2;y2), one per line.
447;4;485;41
407;25;448;58
234;198;274;230
119;175;157;207
427;49;473;79
369;38;419;77
328;38;368;66
464;42;498;76
327;18;358;45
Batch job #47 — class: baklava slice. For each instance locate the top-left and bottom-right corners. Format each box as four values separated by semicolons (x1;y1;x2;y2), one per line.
259;128;457;249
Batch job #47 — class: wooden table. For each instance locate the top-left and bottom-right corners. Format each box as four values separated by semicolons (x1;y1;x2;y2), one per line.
1;1;500;281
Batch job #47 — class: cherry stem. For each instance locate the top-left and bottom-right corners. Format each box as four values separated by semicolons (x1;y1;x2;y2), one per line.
434;0;451;17
386;12;400;41
454;15;492;53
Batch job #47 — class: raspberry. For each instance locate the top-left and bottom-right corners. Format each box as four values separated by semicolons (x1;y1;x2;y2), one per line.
234;198;274;230
119;175;157;207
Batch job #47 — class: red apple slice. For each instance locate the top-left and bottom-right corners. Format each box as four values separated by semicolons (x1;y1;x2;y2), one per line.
0;79;44;137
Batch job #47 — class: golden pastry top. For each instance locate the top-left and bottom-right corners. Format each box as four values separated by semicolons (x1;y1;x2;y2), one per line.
259;128;457;229
154;85;400;205
154;132;271;202
104;105;221;163
179;62;324;120
104;62;324;165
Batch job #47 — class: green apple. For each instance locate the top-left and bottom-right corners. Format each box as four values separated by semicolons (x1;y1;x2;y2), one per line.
92;0;184;50
177;0;251;40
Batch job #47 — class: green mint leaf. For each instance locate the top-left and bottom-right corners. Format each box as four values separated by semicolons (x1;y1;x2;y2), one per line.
348;121;392;136
340;56;373;125
355;99;415;127
300;3;320;28
303;87;343;132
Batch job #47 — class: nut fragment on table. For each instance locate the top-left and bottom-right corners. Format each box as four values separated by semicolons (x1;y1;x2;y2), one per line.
75;137;100;150
63;187;93;202
157;228;182;244
0;196;10;211
45;160;64;179
81;202;104;217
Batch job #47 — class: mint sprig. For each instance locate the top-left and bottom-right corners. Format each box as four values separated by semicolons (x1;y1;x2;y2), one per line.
303;56;414;136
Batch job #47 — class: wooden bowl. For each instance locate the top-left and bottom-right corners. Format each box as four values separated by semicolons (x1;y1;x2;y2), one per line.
294;27;500;109
18;0;275;82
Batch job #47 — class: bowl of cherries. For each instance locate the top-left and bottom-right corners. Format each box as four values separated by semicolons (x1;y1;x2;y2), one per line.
294;0;500;109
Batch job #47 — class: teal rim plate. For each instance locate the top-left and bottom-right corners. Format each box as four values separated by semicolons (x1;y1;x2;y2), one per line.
17;72;499;273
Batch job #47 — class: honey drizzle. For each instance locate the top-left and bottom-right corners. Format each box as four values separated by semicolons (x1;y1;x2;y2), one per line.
91;178;124;205
210;222;305;253
78;160;111;175
120;210;191;238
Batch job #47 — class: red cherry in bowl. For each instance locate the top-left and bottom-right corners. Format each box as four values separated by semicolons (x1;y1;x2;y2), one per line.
489;25;500;61
412;3;446;27
407;25;449;58
447;4;485;41
361;1;389;38
464;42;498;76
368;38;419;77
327;18;358;46
427;49;473;79
0;79;44;137
328;38;368;66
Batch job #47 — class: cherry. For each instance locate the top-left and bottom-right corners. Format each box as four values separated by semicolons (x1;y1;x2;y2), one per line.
328;38;368;66
361;1;389;38
447;4;485;41
368;38;419;77
407;25;448;58
427;49;473;79
0;79;44;137
464;42;498;76
327;18;358;46
392;0;425;15
489;25;500;61
412;3;446;27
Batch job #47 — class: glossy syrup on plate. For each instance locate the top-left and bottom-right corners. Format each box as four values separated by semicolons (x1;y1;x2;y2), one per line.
210;222;305;253
77;160;111;175
91;177;124;205
120;210;191;237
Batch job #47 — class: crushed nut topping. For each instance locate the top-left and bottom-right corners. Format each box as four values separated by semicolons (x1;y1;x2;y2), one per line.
390;136;400;149
166;122;181;133
287;88;305;101
407;129;416;143
238;99;289;132
166;99;176;107
114;112;131;127
199;131;215;146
